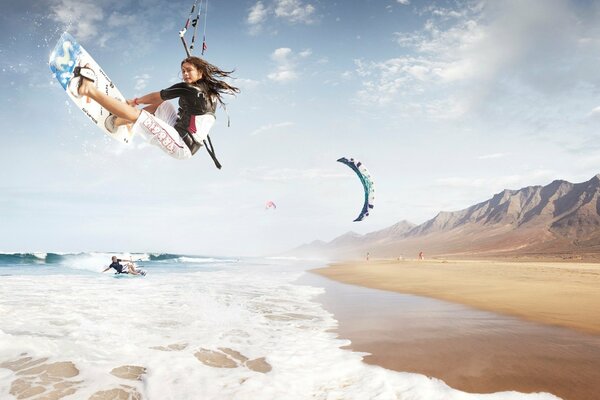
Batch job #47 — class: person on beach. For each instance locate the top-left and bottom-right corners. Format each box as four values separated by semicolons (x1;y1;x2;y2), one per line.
102;256;145;275
71;56;239;162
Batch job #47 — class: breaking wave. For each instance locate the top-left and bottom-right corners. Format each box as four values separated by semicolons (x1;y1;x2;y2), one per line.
0;252;233;271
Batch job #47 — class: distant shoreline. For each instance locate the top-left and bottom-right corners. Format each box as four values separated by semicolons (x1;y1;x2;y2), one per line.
312;258;600;335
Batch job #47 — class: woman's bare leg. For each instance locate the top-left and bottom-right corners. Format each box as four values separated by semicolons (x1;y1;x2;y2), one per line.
79;78;141;123
112;100;163;129
114;117;133;129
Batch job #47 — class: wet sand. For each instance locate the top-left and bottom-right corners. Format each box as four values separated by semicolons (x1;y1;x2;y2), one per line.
304;260;600;400
313;259;600;335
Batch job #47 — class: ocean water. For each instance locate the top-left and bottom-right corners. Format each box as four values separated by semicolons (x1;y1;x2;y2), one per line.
0;253;559;400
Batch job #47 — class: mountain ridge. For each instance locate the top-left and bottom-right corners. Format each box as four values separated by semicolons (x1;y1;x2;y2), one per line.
290;174;600;260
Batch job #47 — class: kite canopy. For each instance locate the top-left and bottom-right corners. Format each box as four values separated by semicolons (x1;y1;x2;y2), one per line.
265;201;276;210
337;157;375;222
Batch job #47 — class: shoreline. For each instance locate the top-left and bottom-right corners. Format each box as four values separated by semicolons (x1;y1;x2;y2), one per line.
303;260;600;399
312;258;600;335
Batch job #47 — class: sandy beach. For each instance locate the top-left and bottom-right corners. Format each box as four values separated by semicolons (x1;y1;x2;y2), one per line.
313;259;600;335
309;259;600;400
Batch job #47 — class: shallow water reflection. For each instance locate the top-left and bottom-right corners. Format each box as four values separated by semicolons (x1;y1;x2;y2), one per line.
301;272;600;400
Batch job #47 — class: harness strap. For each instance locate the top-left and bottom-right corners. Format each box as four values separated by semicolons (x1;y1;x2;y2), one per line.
203;135;222;169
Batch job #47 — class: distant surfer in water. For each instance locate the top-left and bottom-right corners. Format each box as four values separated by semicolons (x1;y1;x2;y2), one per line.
102;256;145;275
72;56;239;163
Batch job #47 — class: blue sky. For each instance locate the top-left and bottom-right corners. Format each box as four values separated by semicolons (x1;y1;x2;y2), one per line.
1;0;600;256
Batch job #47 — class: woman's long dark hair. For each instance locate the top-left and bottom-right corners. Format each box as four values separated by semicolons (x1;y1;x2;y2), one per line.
182;56;240;107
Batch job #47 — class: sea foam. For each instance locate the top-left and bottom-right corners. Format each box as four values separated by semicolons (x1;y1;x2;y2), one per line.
0;257;559;399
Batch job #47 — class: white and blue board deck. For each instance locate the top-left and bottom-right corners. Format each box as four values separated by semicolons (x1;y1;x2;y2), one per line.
49;32;135;144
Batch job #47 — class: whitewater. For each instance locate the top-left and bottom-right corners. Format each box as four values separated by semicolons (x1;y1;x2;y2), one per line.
0;253;559;400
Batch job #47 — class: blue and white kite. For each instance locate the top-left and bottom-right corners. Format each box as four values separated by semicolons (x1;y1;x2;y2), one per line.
337;157;375;222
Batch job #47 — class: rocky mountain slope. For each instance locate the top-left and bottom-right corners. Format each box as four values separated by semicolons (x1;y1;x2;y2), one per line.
290;175;600;260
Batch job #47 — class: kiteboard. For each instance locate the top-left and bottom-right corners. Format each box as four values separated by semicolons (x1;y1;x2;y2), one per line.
49;32;135;144
113;271;147;278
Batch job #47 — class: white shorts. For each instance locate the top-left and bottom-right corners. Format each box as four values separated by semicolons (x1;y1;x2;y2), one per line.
155;101;178;127
131;101;215;160
152;101;215;144
132;108;192;160
154;101;216;144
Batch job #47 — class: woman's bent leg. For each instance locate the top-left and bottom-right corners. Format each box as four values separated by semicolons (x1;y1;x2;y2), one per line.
79;79;141;123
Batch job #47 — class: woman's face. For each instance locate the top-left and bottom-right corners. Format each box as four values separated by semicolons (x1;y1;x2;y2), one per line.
181;62;202;83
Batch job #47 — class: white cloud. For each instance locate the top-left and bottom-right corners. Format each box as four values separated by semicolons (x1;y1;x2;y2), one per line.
477;152;510;160
236;78;261;91
356;0;600;120
251;122;294;136
106;12;137;29
298;49;312;58
274;0;316;24
341;71;353;79
50;0;104;40
247;1;268;35
589;106;600;120
241;167;346;182
397;0;410;5
354;57;435;106
248;1;268;25
436;169;555;190
133;74;151;92
246;0;317;34
268;47;299;82
272;47;293;62
49;0;181;53
268;70;298;82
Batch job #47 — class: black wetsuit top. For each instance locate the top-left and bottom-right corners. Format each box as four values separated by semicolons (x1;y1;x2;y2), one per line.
108;261;126;274
160;82;216;138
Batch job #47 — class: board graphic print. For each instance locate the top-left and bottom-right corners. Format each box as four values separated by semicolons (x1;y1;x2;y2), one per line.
49;32;135;144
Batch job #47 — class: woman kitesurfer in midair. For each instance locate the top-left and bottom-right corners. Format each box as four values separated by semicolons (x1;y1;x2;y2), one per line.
72;56;239;162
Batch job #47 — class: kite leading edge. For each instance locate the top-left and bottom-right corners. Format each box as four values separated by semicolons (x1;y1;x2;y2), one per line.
337;157;375;222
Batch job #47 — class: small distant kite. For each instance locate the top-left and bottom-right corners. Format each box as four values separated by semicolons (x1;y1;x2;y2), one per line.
265;200;277;210
337;157;375;222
